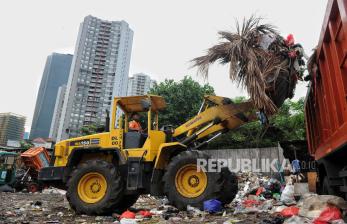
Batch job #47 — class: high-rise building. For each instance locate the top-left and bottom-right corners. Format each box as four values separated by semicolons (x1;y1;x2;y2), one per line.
0;113;26;146
30;53;73;139
127;73;156;96
49;85;66;141
57;15;133;141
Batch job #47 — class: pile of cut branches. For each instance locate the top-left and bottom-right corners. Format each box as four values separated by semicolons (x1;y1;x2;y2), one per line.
192;16;306;114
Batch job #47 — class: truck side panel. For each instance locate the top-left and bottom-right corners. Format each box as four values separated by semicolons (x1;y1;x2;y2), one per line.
306;0;347;160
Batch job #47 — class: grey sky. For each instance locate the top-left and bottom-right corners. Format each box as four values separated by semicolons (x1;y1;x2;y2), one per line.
0;0;327;131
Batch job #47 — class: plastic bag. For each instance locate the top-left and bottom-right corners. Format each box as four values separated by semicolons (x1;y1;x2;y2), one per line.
203;199;222;213
313;206;342;224
280;206;299;217
281;185;295;204
256;187;265;196
120;210;136;219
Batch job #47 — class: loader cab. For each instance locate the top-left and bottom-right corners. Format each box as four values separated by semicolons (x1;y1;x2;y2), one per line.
111;95;167;160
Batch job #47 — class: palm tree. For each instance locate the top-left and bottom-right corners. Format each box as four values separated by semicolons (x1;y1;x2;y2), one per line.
192;16;296;114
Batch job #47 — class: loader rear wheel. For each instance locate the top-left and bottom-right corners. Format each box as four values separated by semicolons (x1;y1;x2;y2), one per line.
66;160;124;215
163;151;222;210
218;168;238;205
113;194;140;213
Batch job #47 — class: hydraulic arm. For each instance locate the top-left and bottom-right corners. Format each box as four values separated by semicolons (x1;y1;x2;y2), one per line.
173;95;257;148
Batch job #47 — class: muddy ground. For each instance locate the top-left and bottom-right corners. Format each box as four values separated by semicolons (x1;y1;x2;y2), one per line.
0;192;282;224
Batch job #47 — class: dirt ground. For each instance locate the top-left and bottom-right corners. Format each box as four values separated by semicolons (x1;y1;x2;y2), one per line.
0;192;282;224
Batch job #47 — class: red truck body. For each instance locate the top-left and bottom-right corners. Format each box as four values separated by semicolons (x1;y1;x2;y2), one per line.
305;0;347;197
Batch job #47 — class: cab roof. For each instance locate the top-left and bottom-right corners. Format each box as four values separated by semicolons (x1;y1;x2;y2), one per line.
0;151;17;156
115;95;166;113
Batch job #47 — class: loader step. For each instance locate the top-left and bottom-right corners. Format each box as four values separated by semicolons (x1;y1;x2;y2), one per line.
127;158;144;191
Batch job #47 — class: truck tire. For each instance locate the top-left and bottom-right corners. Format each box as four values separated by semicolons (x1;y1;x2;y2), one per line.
322;176;331;195
27;182;40;193
219;168;238;205
163;150;222;210
66;160;124;215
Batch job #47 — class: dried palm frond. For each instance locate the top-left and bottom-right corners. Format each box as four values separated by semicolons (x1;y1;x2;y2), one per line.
192;16;294;114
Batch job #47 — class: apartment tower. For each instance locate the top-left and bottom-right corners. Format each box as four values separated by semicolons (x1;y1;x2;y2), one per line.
127;73;156;96
0;113;26;145
57;15;133;141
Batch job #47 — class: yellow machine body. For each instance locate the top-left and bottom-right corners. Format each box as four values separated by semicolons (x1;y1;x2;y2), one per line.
39;94;256;214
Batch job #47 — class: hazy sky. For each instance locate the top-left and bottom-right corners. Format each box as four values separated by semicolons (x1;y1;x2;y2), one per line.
0;0;327;131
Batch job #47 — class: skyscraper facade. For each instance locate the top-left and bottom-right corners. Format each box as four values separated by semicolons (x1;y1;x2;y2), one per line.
49;85;66;141
127;73;156;96
30;53;73;139
0;113;26;145
57;15;133;141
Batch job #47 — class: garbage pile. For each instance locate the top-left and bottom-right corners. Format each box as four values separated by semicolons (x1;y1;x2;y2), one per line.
1;175;347;223
111;172;347;223
192;16;307;114
224;172;347;224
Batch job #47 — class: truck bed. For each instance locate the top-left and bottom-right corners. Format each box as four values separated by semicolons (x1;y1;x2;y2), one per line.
305;0;347;160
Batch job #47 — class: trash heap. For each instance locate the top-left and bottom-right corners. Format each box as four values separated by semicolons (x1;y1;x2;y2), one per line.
1;182;347;223
110;172;347;223
222;172;347;224
192;16;307;115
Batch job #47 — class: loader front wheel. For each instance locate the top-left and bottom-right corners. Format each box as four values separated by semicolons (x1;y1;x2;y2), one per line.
163;151;222;210
113;194;140;213
218;168;238;205
66;160;124;215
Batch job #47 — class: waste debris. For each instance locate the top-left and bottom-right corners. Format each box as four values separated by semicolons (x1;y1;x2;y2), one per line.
42;187;66;195
280;206;299;217
1;172;347;223
313;206;342;224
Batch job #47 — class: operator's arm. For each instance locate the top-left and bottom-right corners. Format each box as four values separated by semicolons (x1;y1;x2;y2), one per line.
129;120;142;132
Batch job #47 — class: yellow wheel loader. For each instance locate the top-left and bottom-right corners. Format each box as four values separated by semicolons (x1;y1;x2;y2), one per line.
39;95;256;215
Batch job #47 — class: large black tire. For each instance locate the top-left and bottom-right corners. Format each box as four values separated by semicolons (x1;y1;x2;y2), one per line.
219;168;238;205
113;194;140;213
66;160;124;215
163;151;222;210
322;176;331;195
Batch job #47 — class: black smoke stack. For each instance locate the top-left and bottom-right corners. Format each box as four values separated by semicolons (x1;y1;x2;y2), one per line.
105;109;110;132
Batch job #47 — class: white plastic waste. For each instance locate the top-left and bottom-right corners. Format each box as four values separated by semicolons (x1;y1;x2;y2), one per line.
187;205;204;217
281;185;295;205
283;215;311;224
120;218;138;224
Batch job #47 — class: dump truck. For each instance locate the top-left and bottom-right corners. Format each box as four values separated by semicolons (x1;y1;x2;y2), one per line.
17;147;50;192
305;0;347;199
39;95;256;214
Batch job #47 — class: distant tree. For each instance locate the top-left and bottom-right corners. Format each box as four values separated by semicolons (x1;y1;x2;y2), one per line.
149;76;215;126
20;140;33;150
80;123;106;135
